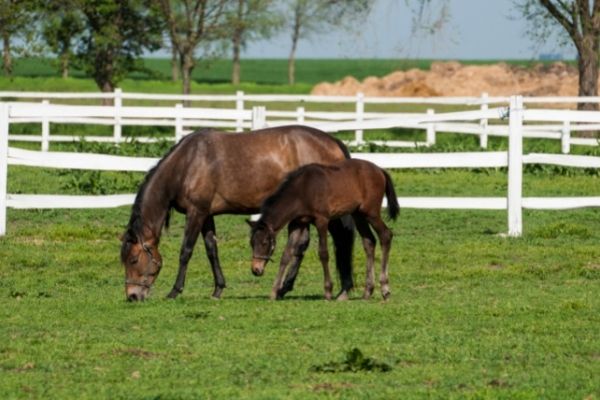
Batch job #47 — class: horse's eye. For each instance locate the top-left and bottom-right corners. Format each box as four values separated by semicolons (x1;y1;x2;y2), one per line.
129;257;139;265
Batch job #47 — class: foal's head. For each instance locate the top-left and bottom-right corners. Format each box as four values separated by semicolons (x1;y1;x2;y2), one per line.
247;220;276;276
120;229;163;301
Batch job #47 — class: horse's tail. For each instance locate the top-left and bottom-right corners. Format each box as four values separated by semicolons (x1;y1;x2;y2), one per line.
382;169;400;220
332;135;351;159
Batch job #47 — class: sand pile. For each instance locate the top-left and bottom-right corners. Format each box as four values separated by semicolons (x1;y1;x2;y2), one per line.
311;61;582;97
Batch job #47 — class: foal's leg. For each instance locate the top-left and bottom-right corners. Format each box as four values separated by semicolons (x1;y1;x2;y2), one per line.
201;216;226;299
353;213;377;300
274;223;310;300
315;218;334;300
366;214;393;300
167;209;206;299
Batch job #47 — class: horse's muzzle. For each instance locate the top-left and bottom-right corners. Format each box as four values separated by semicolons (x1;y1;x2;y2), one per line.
126;285;148;302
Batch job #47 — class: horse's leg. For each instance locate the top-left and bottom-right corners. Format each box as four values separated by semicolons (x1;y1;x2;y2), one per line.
353;213;377;300
366;215;393;300
315;218;333;300
276;223;310;299
201;216;226;299
167;210;206;299
328;216;354;301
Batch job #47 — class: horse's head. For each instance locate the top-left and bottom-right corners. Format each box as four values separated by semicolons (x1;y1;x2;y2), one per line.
121;229;163;301
247;220;276;276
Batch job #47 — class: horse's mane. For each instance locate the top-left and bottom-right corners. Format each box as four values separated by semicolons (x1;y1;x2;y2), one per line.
121;130;210;260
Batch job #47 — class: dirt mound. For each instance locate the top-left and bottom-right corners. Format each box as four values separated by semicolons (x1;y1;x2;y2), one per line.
311;61;581;97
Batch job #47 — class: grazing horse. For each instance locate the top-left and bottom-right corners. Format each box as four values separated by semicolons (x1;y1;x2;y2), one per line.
120;126;354;301
248;159;400;300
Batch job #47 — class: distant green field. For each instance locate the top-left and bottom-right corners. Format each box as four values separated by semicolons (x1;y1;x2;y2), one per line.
1;57;570;95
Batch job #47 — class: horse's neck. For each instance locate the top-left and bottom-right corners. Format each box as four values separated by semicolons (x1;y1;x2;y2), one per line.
138;186;171;243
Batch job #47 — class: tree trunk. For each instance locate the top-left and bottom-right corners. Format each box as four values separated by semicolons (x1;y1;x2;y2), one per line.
100;80;114;106
60;52;69;79
288;10;301;86
287;48;296;86
231;0;244;85
576;33;600;111
2;32;12;76
171;45;179;81
232;37;241;85
181;53;195;106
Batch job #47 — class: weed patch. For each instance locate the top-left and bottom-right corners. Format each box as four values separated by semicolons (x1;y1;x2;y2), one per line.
310;348;392;373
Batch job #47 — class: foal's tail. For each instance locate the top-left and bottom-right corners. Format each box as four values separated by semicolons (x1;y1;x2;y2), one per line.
382;169;400;220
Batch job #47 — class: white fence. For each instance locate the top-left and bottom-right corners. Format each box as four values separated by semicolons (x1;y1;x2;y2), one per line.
1;95;599;237
2;89;599;152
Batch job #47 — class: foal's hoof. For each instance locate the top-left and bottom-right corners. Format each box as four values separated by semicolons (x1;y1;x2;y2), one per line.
382;291;391;301
336;291;349;301
166;290;180;299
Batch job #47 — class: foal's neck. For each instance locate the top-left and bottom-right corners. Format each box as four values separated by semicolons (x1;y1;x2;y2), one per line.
261;196;301;233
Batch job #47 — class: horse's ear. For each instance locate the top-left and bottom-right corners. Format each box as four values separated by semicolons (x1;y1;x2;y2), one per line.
245;219;257;229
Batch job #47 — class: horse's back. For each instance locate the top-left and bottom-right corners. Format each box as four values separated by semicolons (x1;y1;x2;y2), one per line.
172;126;349;214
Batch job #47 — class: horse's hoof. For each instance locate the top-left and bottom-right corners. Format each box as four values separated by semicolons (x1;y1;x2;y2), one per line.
166;290;179;299
382;291;391;301
211;287;223;299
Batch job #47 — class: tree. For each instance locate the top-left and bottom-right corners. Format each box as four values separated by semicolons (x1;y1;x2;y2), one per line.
226;0;282;84
0;0;37;76
75;0;162;97
156;0;231;99
518;0;600;110
284;0;373;85
41;1;85;78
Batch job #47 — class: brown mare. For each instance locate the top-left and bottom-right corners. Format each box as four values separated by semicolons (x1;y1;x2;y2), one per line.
248;159;400;300
120;125;355;301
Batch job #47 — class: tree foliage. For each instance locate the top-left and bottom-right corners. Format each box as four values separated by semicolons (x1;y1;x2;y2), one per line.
155;0;231;98
75;0;163;94
226;0;282;84
0;0;38;75
283;0;373;85
516;0;600;110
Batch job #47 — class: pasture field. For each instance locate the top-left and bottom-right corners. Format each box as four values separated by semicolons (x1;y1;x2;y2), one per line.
1;57;569;96
1;136;600;399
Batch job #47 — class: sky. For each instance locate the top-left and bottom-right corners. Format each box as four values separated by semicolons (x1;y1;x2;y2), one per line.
240;0;575;60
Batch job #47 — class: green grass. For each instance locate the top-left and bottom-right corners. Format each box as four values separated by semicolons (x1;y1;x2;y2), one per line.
0;60;598;398
1;138;599;399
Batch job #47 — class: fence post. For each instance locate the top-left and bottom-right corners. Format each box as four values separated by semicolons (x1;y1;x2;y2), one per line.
426;108;436;145
561;120;571;154
355;92;364;144
479;92;489;148
252;106;266;130
507;95;524;237
41;100;50;152
0;103;8;236
113;88;122;143
174;103;183;142
236;90;244;132
296;106;305;123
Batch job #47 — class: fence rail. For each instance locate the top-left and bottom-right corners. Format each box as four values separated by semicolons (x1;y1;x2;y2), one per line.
2;90;600;153
1;95;599;237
